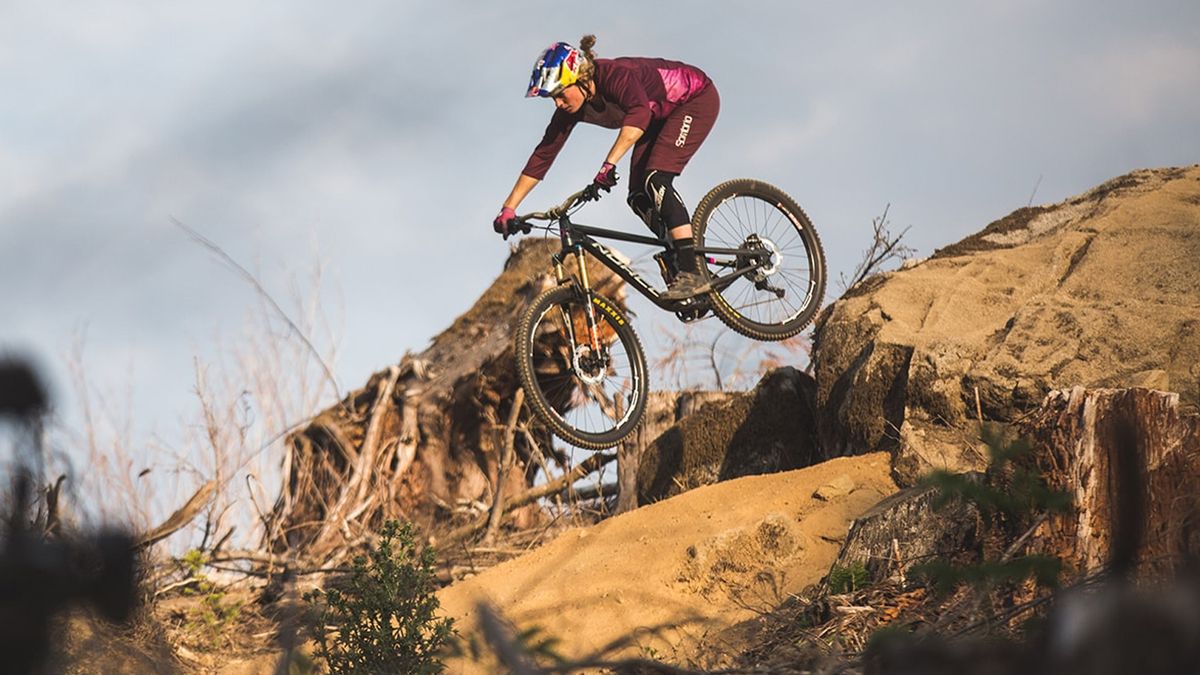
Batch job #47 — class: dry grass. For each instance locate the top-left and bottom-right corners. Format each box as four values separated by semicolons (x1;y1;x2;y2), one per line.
22;243;345;670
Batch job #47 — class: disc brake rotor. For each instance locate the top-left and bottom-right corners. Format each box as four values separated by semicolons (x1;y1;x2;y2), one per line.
572;346;608;385
742;235;782;282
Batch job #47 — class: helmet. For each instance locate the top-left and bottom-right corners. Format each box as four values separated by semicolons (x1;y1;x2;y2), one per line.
526;42;584;98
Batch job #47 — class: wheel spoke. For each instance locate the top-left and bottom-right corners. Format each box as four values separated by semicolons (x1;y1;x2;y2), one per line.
696;183;826;338
517;287;647;448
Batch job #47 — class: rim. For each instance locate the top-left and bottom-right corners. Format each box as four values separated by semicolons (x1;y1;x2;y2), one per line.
528;300;641;439
702;194;819;327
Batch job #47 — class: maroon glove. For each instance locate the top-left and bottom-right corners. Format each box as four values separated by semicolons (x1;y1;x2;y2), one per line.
493;206;519;239
593;162;619;191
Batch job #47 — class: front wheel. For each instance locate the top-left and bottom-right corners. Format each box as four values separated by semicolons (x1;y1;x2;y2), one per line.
515;285;648;449
692;179;827;341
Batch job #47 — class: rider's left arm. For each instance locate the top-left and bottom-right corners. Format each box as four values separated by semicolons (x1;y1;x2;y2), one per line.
604;125;644;165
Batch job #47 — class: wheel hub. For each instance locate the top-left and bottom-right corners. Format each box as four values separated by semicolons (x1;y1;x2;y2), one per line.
573;346;608;385
743;235;782;282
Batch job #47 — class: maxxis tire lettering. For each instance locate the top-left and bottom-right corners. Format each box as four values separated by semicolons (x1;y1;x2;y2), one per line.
515;285;648;449
591;296;625;325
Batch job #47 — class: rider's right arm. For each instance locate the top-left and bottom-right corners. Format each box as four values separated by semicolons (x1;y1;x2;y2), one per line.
521;108;577;181
503;174;540;211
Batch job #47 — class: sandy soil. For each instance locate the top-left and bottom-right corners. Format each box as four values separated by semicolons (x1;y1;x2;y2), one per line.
437;453;897;671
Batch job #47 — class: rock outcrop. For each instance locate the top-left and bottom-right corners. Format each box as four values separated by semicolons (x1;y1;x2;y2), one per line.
813;166;1200;486
636;367;820;502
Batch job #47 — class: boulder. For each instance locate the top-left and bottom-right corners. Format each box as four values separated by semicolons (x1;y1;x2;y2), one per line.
813;474;858;502
637;367;820;502
813;166;1200;486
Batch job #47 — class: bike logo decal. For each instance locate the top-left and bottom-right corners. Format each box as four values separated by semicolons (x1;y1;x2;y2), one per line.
591;296;626;326
675;115;693;147
650;182;666;210
589;241;659;297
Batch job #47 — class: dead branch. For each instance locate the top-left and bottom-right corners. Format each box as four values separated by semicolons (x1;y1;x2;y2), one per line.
520;426;556;485
486;388;525;543
570;482;620;504
138;479;218;548
503;451;616;513
839;204;916;293
434;452;617;547
43;475;65;537
617;420;642;515
352;365;402;504
171;217;342;402
393;395;420;480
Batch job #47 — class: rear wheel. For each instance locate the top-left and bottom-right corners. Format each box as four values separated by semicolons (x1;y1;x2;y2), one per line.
515;285;648;449
692;179;827;340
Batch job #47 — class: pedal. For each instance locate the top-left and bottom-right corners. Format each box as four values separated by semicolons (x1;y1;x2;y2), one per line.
673;297;711;323
755;280;787;299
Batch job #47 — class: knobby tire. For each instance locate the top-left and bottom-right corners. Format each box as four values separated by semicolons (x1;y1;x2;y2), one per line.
515;285;648;449
691;179;827;340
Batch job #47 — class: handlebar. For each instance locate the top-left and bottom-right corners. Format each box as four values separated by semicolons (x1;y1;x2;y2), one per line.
517;184;605;225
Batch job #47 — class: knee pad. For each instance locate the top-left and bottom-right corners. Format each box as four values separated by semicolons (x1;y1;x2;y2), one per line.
628;190;668;239
644;171;691;231
627;190;654;227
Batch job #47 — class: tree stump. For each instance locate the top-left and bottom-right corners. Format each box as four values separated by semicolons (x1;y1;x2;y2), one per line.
266;239;625;559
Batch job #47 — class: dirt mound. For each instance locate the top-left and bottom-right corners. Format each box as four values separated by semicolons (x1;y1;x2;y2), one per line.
814;165;1200;483
436;453;896;671
676;513;806;603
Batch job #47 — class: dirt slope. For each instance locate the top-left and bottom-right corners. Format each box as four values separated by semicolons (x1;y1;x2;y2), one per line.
437;453;896;670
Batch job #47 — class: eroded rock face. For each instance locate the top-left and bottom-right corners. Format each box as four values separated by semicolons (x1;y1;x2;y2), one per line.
813;166;1200;485
637;367;819;502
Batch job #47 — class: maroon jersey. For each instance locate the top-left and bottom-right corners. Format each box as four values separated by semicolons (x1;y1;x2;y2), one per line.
521;57;712;180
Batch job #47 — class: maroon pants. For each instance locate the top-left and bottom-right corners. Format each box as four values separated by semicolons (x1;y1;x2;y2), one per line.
629;82;721;182
626;83;720;235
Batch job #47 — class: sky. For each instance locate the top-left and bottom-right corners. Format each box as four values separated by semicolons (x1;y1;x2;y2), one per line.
3;1;1199;498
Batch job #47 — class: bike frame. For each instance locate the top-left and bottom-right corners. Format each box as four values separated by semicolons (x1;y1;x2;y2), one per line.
536;191;773;312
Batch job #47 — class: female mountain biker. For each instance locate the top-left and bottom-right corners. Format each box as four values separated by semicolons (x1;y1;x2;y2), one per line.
492;35;720;300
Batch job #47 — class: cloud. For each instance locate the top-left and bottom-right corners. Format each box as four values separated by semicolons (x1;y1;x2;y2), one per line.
4;0;1200;459
1074;38;1200;125
732;99;840;169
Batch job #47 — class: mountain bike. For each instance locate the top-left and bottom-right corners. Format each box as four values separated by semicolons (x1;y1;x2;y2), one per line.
513;179;826;449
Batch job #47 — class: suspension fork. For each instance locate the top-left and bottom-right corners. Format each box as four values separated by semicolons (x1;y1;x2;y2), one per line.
570;245;603;353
